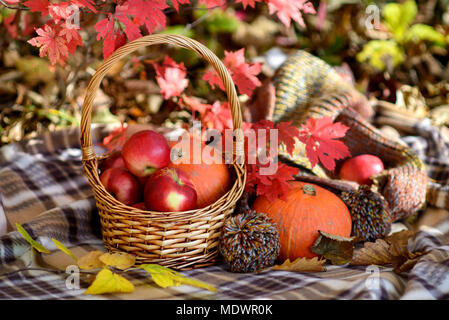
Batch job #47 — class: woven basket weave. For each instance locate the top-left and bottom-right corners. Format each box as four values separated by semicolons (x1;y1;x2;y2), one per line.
80;34;246;270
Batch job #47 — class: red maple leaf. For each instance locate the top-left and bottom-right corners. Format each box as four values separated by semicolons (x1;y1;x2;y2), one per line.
116;15;142;42
181;95;210;119
266;0;316;28
95;15;115;58
203;48;262;96
95;14;127;58
232;62;262;96
198;0;226;8
202;70;222;91
171;0;190;11
153;56;189;99
202;101;233;132
248;120;299;158
71;0;97;13
59;24;83;54
246;162;299;202
115;4;143;41
108;32;127;58
95;0;167;59
276;121;300;155
250;119;275;136
23;0;50;17
125;0;168;34
298;116;351;171
28;24;69;66
48;2;77;23
235;0;262;9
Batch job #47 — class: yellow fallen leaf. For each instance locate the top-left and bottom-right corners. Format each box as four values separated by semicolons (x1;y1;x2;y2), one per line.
84;268;134;295
16;223;50;254
51;238;77;262
272;257;326;272
99;252;136;270
77;251;104;270
139;264;216;293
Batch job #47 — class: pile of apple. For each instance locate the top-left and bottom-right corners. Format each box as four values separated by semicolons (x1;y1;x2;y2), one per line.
99;130;198;212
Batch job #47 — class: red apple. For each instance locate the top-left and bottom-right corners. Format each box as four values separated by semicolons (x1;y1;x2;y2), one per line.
100;168;141;205
144;168;197;212
339;154;385;185
100;152;126;172
122;130;170;178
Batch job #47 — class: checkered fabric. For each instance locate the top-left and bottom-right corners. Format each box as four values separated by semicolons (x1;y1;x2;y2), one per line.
0;124;449;300
402;119;449;210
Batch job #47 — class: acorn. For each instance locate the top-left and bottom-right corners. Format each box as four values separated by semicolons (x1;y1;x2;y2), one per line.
340;185;392;242
219;209;280;273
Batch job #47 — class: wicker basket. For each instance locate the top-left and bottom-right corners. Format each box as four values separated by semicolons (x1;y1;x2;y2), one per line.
80;34;246;270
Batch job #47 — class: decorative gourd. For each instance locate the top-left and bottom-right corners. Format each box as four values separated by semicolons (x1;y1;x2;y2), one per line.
252;181;352;261
168;136;231;208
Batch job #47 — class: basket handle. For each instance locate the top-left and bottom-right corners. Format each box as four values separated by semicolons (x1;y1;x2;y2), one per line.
80;34;244;162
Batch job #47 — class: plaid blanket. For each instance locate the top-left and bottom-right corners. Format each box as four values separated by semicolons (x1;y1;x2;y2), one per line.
1;124;449;300
402;119;449;210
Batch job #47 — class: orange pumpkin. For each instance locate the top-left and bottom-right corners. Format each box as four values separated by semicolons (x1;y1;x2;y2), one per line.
168;136;231;208
252;181;352;261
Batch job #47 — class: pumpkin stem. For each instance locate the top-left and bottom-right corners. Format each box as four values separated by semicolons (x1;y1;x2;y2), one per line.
302;184;317;196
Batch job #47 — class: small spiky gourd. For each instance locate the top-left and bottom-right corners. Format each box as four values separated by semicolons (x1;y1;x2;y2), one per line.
219;209;280;273
340;185;392;242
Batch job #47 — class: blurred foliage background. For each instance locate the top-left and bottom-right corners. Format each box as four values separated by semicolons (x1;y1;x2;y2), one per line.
0;0;448;146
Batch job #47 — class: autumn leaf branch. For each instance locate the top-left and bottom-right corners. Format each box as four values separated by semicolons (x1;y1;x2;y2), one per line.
13;223;217;295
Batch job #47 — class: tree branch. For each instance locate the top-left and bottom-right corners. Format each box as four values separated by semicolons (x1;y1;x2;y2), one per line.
0;0;30;10
183;10;211;33
0;267;97;278
164;3;228;15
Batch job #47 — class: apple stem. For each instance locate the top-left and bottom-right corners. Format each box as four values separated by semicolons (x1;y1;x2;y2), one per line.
168;168;184;186
144;166;157;176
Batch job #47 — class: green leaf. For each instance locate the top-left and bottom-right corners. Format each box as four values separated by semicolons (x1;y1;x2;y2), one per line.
34;108;79;126
51;238;77;262
159;25;195;38
383;0;417;42
405;24;447;46
139;264;217;292
0;8;14;23
356;40;405;71
16;223;50;254
193;4;208;19
84;268;134;295
91;107;120;124
205;9;240;34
